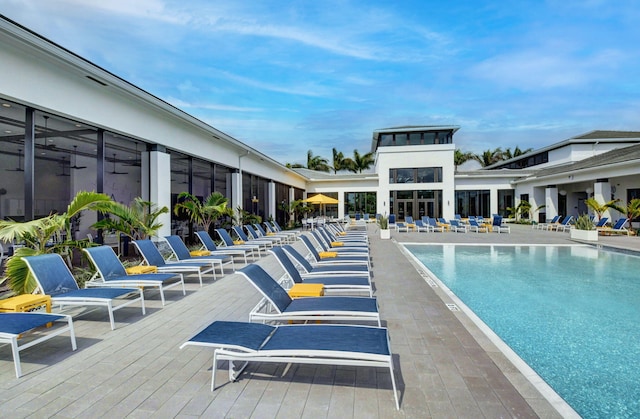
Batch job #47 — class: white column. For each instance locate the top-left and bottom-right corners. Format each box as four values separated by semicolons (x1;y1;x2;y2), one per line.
149;150;171;238
593;181;612;219
337;191;345;219
230;172;242;213
545;186;559;218
268;181;276;221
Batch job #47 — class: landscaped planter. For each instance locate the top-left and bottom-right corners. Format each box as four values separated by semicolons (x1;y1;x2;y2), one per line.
380;229;391;240
570;229;598;241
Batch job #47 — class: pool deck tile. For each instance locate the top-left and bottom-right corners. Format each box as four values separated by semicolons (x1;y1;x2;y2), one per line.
2;223;637;417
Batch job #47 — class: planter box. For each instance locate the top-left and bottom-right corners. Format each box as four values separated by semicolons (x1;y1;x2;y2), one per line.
570;229;598;241
380;229;391;240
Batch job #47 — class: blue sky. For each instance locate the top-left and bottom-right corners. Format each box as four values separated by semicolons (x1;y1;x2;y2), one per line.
2;0;639;166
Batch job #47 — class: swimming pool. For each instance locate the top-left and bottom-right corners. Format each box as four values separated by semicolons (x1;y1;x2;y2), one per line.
404;244;640;419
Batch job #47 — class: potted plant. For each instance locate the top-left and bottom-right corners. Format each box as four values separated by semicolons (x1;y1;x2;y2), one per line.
378;214;390;239
570;214;598;241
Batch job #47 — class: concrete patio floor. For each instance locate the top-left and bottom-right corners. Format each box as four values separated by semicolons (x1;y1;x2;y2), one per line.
1;224;638;418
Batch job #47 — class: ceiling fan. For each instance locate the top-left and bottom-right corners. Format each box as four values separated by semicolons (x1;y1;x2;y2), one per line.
40;115;57;150
5;148;24;172
124;143;141;166
109;153;129;175
70;145;87;170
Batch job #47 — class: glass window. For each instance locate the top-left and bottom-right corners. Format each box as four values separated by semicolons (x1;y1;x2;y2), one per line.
104;133;141;205
0;100;26;221
423;132;436;144
498;189;515;217
396;168;414;183
409;132;421;145
380;134;393;146
394;133;407;145
192;159;212;200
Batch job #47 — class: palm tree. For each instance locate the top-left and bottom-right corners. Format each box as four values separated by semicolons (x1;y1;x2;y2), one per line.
173;191;233;233
285;162;305;169
306;150;331;172
610;198;640;235
503;146;532;160
454;149;475;171
585;197;619;221
349;149;375;173
331;148;355;173
473;148;504;167
0;191;113;294
92;197;168;241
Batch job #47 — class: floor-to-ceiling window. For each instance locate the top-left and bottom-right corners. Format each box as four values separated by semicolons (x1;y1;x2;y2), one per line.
344;192;377;217
455;190;490;218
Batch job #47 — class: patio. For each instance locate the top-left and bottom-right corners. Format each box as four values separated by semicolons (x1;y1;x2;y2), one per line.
1;224;637;417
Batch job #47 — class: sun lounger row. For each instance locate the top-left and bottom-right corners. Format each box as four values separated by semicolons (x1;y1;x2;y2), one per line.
392;216;511;233
180;230;400;409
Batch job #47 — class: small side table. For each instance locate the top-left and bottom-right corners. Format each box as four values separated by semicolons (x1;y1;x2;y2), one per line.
0;294;52;313
125;265;158;274
288;283;325;298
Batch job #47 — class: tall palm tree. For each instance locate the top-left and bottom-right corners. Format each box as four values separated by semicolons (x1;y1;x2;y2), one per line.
331;148;355;173
454;149;475;171
503;146;533;160
349;149;375;173
306;150;331;172
473;148;504;167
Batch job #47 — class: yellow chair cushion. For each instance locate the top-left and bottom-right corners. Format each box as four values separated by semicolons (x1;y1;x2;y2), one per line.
337;232;347;236
190;250;211;257
233;240;245;245
318;251;338;259
266;232;275;236
330;241;344;247
126;265;158;274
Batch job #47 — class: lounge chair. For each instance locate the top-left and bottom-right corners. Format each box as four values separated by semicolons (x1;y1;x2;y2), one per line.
549;215;572;232
23;253;145;330
236;264;380;325
266;221;300;240
232;226;274;249
164;235;234;278
195;230;254;264
414;219;431;232
427;217;444;232
180;320;399;409
133;239;214;286
310;230;369;254
395;222;409;232
535;215;561;230
0;312;77;378
468;218;488;233
594;217;609;228
388;214;397;230
598;218;629;235
245;224;285;246
254;223;294;244
299;235;370;266
449;219;468;233
215;228;265;257
269;247;373;296
282;244;370;277
492;215;511;233
83;245;186;304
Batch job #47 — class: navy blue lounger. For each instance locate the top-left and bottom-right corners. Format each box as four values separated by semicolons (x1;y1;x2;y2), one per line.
0;312;77;378
237;264;380;325
180;320;400;410
23;253;145;330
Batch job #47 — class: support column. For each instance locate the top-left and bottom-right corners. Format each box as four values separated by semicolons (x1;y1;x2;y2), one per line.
337;191;345;219
545;186;559;219
149;148;171;238
230;172;242;214
268;181;276;221
593;179;612;219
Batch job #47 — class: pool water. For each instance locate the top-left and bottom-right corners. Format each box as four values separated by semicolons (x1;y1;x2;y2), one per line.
405;244;640;419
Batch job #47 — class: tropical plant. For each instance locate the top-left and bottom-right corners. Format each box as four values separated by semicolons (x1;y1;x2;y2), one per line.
378;213;389;229
585;197;619;221
349;149;375;173
454;149;475;171
0;191;113;294
610;198;640;235
502;146;532;160
574;214;595;230
306;150;331;172
331;148;354;173
235;206;262;226
473;148;504;167
507;200;532;221
92;197;168;241
173;191;233;233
